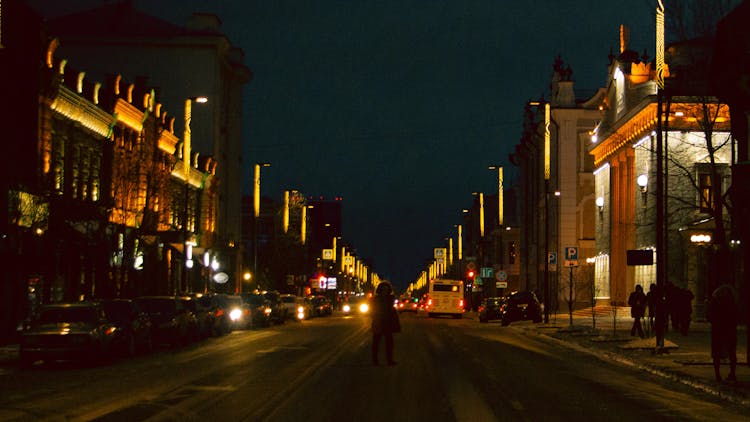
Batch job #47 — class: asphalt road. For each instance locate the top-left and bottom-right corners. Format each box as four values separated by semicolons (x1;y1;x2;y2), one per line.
0;311;746;421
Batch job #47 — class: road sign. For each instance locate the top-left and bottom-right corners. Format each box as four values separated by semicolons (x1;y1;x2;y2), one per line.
496;281;508;289
434;248;446;259
548;252;557;265
322;249;333;260
495;270;507;282
564;246;579;267
466;261;476;271
480;267;494;278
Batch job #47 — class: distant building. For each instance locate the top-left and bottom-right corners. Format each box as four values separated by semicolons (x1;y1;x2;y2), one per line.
308;197;343;256
512;55;603;313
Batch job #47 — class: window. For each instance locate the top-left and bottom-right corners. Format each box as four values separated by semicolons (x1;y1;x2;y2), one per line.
698;173;713;213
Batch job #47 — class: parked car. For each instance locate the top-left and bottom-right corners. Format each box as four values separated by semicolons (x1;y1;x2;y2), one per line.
500;291;543;326
477;297;505;323
310;295;333;317
240;293;272;328
342;295;370;316
134;296;198;347
263;291;288;324
177;296;205;341
100;299;154;356
280;294;307;321
19;302;117;366
194;294;223;336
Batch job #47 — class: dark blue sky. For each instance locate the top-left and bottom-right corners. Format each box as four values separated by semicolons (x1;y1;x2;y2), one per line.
30;0;656;290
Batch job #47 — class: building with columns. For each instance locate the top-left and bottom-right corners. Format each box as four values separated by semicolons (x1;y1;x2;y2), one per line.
590;30;734;314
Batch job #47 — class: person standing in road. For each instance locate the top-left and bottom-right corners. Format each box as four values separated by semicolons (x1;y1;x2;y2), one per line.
628;285;646;338
706;284;739;382
371;281;400;366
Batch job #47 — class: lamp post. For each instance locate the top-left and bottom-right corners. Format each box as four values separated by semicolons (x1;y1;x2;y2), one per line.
181;96;207;294
637;174;648;207
253;162;271;279
529;100;551;323
655;0;667;351
489;165;504;296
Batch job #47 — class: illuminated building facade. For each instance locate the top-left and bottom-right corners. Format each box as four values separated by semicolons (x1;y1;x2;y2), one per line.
590;32;734;313
0;3;217;340
45;1;251;291
512;56;604;312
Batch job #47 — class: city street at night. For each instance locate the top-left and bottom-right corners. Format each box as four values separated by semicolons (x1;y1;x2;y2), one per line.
1;311;747;421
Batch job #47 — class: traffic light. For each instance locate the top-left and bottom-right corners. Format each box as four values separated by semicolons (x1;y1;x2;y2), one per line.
466;269;475;280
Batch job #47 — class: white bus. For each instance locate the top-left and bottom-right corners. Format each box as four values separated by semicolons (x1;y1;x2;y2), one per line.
426;279;464;318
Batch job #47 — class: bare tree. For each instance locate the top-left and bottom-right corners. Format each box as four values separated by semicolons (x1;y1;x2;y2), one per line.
666;0;740;42
109;118;175;296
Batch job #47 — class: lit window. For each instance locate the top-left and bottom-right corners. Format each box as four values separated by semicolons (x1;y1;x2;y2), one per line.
698;173;713;213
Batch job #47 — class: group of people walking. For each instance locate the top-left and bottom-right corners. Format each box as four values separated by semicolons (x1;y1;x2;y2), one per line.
628;282;695;338
629;281;740;382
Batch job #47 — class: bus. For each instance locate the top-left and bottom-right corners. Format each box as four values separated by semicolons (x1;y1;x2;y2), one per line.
426;279;464;318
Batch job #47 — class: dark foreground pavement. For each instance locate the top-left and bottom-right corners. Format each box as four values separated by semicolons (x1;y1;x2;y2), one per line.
465;306;749;408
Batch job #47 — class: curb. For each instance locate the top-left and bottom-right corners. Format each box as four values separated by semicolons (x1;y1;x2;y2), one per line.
527;326;750;408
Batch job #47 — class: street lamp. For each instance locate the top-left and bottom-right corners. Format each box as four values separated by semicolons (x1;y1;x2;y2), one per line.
488;165;505;295
253;162;271;278
530;100;551;323
182;96;207;294
637;174;648;206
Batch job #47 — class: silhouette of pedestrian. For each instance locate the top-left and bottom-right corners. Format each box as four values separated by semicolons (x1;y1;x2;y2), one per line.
645;283;657;337
628;285;646;338
371;281;400;366
706;284;739;382
676;287;694;336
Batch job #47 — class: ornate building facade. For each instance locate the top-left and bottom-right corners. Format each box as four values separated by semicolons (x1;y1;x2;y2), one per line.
0;2;218;340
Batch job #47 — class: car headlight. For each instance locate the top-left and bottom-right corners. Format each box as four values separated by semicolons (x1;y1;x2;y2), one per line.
230;308;243;321
264;307;272;315
359;303;369;313
297;306;305;313
343;304;351;313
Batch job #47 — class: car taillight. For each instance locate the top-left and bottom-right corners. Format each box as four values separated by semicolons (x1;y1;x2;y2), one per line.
216;309;224;318
427;299;432;306
459;299;464;309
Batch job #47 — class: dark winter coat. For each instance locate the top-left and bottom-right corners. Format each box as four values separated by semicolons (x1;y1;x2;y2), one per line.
707;285;739;360
628;287;647;318
371;293;401;335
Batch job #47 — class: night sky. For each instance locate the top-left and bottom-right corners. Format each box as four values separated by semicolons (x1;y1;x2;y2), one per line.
29;0;657;290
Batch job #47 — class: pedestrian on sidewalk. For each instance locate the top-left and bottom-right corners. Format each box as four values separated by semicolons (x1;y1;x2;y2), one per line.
675;287;694;336
371;281;400;366
706;284;739;382
645;283;657;337
628;285;646;338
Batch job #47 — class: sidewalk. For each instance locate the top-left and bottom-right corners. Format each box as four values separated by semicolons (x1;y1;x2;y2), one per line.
502;307;750;407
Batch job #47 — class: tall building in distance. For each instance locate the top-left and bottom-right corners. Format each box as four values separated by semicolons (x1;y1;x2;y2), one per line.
308;197;343;257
